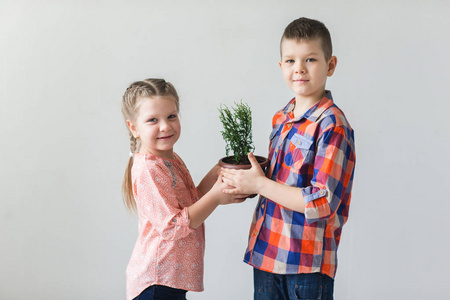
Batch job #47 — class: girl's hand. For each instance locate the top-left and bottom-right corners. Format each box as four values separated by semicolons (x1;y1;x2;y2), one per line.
221;153;266;195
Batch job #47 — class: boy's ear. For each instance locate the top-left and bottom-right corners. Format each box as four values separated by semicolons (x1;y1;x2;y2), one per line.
327;56;337;77
126;120;139;139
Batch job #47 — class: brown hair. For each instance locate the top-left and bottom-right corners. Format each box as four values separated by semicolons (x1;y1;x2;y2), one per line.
281;17;333;61
121;78;179;212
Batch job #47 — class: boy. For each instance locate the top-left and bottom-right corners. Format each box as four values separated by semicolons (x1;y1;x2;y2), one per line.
222;17;356;299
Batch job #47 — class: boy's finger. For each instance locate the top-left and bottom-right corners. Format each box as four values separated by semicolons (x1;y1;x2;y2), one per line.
222;177;234;186
221;167;238;175
248;152;258;167
223;187;240;194
222;187;232;194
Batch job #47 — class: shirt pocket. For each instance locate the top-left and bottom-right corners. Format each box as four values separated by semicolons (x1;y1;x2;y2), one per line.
289;133;315;168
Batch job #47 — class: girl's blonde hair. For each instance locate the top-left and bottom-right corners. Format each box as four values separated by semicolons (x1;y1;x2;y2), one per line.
121;78;180;212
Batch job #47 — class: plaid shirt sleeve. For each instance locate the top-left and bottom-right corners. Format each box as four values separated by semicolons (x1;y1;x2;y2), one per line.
302;123;356;224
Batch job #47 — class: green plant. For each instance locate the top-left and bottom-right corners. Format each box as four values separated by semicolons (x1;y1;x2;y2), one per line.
218;100;255;164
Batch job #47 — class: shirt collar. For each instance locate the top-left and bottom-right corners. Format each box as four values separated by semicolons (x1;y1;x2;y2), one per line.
284;90;334;123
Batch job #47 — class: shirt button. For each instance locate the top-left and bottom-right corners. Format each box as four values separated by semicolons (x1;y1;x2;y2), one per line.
261;204;265;209
172;218;177;222
319;190;326;196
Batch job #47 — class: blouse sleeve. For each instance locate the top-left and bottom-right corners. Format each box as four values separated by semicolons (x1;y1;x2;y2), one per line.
133;160;195;241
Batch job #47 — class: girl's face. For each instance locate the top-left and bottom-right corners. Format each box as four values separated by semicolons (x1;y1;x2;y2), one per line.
127;96;180;159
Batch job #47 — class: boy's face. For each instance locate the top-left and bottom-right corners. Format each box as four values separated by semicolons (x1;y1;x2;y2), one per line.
279;38;337;104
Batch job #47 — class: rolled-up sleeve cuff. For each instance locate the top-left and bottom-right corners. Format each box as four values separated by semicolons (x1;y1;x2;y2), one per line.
302;187;332;224
302;186;327;204
170;207;192;228
161;207;195;240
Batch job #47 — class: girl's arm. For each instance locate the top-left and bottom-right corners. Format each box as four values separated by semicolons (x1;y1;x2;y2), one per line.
188;174;247;229
196;164;220;196
137;160;248;237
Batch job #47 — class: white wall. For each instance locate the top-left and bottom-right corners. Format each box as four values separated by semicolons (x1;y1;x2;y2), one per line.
1;0;449;299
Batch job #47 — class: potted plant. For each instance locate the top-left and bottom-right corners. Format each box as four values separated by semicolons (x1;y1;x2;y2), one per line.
218;100;269;170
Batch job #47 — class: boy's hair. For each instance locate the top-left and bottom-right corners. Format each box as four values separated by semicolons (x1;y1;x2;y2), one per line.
121;78;179;212
281;17;333;61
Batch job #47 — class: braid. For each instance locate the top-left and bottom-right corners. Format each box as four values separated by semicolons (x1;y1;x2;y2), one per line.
129;133;137;153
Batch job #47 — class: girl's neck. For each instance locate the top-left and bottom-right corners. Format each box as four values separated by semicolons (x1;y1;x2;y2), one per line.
138;149;175;160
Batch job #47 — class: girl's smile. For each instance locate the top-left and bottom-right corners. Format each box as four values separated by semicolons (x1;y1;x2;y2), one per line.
157;134;174;140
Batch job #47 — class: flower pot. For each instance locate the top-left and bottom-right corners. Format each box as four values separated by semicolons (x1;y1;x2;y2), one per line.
218;155;269;170
218;155;269;198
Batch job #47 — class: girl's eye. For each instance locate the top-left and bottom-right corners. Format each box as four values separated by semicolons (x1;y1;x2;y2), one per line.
286;59;294;63
147;118;157;123
168;114;178;119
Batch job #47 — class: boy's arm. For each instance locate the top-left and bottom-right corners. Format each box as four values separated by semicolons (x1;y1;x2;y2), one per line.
222;126;355;223
221;153;306;212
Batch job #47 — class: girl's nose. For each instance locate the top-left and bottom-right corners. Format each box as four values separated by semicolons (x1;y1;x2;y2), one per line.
160;120;170;131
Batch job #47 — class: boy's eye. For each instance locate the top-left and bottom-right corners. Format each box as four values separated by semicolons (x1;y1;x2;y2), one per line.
286;59;294;63
168;114;178;119
147;118;157;123
306;58;316;62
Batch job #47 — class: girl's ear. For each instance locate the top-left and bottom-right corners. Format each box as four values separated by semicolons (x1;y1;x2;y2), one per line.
126;120;139;139
327;56;337;77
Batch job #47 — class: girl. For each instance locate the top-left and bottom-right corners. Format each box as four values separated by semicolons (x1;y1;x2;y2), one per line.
121;78;245;300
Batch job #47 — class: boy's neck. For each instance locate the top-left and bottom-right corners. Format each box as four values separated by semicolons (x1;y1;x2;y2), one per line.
293;91;325;118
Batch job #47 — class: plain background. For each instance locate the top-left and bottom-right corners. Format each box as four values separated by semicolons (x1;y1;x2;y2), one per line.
1;0;449;299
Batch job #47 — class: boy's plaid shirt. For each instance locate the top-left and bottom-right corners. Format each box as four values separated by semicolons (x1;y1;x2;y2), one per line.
244;91;356;278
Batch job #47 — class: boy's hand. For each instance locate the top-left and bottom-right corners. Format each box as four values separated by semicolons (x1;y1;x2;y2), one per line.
221;153;266;195
211;173;248;205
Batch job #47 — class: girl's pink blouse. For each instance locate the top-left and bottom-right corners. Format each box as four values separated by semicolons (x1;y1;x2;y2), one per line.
126;153;205;300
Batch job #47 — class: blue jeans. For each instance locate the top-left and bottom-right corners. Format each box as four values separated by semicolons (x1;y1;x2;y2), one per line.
133;285;187;300
254;268;334;300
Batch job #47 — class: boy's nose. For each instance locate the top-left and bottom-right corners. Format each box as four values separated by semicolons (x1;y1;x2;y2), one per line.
295;62;306;74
